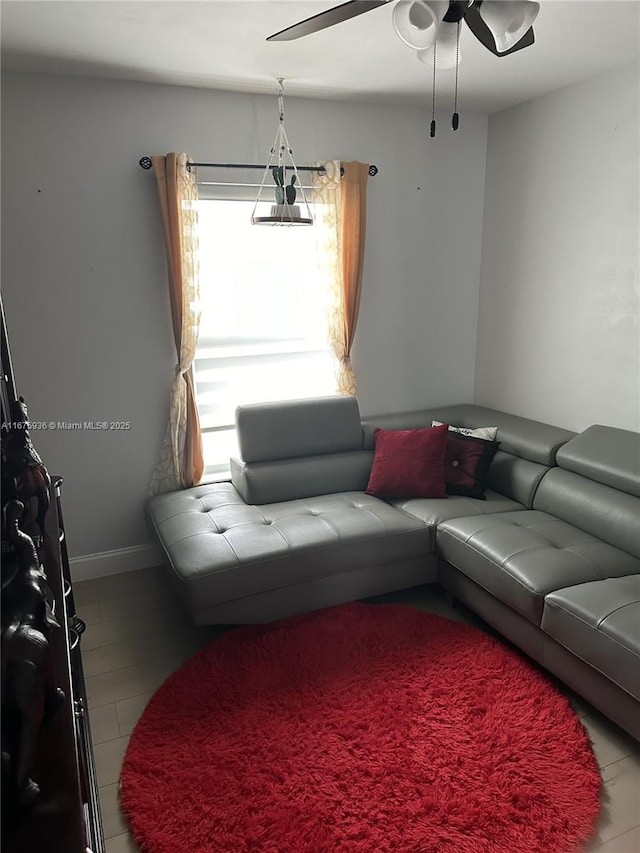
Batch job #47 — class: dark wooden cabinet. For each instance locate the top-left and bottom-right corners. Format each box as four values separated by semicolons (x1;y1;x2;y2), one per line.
1;295;104;851
54;475;105;853
2;477;105;853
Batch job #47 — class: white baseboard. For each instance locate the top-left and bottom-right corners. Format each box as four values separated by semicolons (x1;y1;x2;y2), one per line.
69;543;164;583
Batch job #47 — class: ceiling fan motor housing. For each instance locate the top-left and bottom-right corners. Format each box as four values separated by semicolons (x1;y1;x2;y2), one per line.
443;1;472;23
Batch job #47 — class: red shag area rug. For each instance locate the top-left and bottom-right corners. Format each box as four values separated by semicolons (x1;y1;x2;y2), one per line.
120;602;601;853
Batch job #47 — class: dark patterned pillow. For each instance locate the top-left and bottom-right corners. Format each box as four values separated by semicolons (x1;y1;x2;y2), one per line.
432;420;498;441
444;432;499;500
365;424;449;499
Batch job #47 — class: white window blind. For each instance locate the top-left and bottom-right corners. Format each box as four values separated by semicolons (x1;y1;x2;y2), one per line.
194;189;337;480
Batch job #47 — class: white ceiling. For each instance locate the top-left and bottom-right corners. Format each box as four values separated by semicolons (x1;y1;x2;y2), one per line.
1;1;638;113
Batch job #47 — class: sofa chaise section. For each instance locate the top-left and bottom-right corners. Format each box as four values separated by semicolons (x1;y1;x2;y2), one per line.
147;397;432;624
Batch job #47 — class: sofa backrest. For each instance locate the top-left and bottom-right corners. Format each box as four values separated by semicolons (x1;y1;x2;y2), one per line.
237;396;363;462
231;396;371;504
362;404;576;508
231;397;577;508
533;425;640;558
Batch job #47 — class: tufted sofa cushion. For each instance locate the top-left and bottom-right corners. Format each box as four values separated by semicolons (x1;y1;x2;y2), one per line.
437;510;640;625
147;483;430;622
542;576;640;700
389;490;524;538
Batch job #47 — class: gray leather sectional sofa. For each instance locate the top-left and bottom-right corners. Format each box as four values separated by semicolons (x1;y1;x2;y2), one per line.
147;396;640;741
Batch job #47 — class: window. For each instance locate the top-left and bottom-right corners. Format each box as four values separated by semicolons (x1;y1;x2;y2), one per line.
194;190;337;480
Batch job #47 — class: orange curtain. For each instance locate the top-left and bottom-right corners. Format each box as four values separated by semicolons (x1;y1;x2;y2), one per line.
149;153;204;494
337;162;369;395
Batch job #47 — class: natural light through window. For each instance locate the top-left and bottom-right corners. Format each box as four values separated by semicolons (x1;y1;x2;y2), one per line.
194;198;336;480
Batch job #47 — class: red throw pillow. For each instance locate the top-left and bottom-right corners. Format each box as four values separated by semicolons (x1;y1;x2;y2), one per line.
444;432;499;500
365;424;449;499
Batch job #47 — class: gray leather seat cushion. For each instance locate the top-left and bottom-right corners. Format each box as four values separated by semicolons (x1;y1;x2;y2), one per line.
542;576;640;700
147;483;430;614
390;490;524;548
437;511;640;625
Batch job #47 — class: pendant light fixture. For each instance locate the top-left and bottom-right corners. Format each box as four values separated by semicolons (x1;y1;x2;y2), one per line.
393;1;464;137
389;1;538;138
267;2;540;140
251;79;313;226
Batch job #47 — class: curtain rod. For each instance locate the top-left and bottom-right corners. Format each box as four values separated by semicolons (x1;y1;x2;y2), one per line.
138;157;378;176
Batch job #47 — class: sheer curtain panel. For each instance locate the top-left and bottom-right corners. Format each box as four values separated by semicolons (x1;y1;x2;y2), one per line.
313;161;369;396
149;153;205;495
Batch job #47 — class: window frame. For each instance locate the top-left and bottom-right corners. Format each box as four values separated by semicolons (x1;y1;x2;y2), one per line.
193;183;337;481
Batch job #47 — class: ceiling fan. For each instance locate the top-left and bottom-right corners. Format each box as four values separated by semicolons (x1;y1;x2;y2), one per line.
267;0;539;57
267;1;540;137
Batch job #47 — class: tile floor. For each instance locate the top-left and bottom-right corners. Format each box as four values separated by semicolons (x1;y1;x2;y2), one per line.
75;566;640;853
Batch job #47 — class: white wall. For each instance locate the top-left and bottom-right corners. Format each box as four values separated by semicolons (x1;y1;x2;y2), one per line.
475;65;640;432
1;72;488;570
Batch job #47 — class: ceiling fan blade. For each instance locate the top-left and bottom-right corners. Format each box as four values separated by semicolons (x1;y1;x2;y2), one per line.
267;0;392;42
464;3;535;56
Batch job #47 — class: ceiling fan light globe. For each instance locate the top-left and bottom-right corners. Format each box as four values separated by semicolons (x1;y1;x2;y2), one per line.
392;0;440;50
417;20;460;69
408;2;433;29
479;1;540;52
417;46;461;70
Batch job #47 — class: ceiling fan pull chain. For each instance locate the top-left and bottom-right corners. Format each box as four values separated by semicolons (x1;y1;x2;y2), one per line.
452;19;461;131
430;40;437;138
